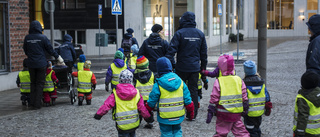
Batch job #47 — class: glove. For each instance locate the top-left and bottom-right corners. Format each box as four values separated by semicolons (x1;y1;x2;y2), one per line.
92;84;96;90
56;82;61;89
201;69;209;76
94;114;103;120
145;116;154;123
17;84;20;87
185;101;194;121
105;82;109;92
265;102;273;116
204;82;208;90
145;102;154;112
57;55;64;63
206;105;216;124
242;101;249;116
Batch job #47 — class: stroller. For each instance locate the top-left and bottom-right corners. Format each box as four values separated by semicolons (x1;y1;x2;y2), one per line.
52;64;77;105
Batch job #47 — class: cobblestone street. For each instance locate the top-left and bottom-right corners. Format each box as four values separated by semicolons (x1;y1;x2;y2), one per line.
0;39;309;137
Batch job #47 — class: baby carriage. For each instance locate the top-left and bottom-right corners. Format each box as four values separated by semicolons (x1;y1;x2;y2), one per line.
52;64;77;105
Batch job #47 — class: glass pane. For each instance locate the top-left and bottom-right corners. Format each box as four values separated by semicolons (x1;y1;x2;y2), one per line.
213;0;222;36
0;4;4;70
77;0;85;9
66;30;75;43
280;0;294;29
307;0;318;10
66;0;75;9
61;0;65;9
173;0;194;33
203;0;208;36
226;0;232;34
77;31;86;44
236;0;244;29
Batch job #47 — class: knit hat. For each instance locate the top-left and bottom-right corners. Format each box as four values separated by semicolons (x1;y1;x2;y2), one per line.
243;60;257;76
114;50;124;59
131;44;139;56
306;14;320;34
136;56;149;69
301;71;319;89
126;28;134;34
151;24;163;33
156;57;172;75
79;54;86;62
118;48;124;53
84;60;91;69
119;69;133;84
47;61;52;69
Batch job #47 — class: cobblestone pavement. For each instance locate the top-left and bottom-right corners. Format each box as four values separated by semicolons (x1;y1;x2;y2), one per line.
0;39;309;137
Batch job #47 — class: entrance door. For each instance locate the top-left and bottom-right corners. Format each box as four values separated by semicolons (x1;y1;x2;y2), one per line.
306;0;318;34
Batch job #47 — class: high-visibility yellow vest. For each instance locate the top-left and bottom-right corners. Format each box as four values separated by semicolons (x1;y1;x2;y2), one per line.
159;80;185;119
18;71;31;93
136;73;154;101
293;94;320;135
77;62;84;71
197;73;202;90
77;70;93;93
113;88;141;131
247;84;266;117
218;75;243;113
129;54;137;69
43;70;54;92
110;63;127;86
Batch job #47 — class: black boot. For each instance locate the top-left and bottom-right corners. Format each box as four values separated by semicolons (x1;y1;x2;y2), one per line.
78;96;84;106
86;100;91;105
22;101;27;106
51;98;56;106
44;103;50;107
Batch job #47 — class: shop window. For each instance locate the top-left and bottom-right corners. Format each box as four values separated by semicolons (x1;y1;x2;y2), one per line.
203;0;209;36
236;0;244;30
61;0;86;9
307;0;318;10
255;0;294;30
213;0;222;36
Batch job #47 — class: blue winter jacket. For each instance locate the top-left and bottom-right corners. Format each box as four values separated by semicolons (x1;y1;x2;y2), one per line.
122;33;139;48
55;34;76;62
243;75;270;102
168;11;208;72
147;72;192;125
138;33;174;72
23;21;59;68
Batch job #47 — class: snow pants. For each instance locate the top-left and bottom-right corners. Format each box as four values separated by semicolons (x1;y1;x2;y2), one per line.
213;118;250;137
159;123;182;137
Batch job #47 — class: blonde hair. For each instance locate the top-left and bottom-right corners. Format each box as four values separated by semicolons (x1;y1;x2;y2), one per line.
159;32;165;40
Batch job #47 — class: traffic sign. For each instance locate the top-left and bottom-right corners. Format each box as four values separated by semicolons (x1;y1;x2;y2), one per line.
218;4;222;16
111;0;122;15
98;4;102;18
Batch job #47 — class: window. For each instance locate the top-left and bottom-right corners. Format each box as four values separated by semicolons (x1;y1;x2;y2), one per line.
255;0;294;30
61;30;86;44
203;0;209;36
213;0;222;36
236;0;244;29
0;3;8;71
60;0;86;9
226;0;233;34
307;0;318;10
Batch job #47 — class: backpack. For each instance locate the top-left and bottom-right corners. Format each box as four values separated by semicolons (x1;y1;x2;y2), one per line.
121;38;132;52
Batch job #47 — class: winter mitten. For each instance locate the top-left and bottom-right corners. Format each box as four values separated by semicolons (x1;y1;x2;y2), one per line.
185;101;194;120
94;114;102;120
105;83;109;92
92;84;96;90
57;55;64;63
265;101;273;116
145;102;154;112
206;105;216;123
204;82;208;90
242;100;249;116
56;82;61;89
145;116;154;123
201;69;209;76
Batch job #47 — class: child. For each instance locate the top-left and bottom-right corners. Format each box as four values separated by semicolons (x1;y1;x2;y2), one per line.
16;58;31;106
197;73;208;108
145;57;194;136
206;54;250;137
72;60;97;105
74;54;86;71
243;60;272;137
105;50;127;91
127;44;139;69
94;69;153;137
43;61;60;106
133;56;154;128
293;71;320;137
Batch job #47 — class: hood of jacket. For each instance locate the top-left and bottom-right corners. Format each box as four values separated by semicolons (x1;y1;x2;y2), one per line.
124;33;133;39
179;11;196;29
113;59;125;68
115;83;137;100
134;69;152;84
299;87;320;107
29;20;42;34
156;72;182;92
148;33;162;44
63;34;73;43
218;54;235;76
243;75;265;94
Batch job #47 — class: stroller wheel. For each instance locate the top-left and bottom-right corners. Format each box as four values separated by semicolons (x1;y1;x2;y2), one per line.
70;89;75;105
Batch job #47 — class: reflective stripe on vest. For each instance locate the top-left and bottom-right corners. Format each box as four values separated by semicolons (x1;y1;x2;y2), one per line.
159;80;185;119
19;71;31;93
77;70;93;93
77;62;84;71
197;73;202;90
43;70;54;92
129;55;137;69
218;75;243;113
136;73;154;101
293;94;320;135
247;84;266;117
110;63;127;86
113;88;140;131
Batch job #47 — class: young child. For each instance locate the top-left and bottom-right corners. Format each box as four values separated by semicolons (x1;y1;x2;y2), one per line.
133;56;154;128
243;60;272;137
72;60;97;105
16;58;31;106
145;57;194;136
197;73;208;108
74;54;86;71
105;50;127;92
128;44;139;69
205;54;250;137
43;61;60;106
94;69;153;137
293;71;320;137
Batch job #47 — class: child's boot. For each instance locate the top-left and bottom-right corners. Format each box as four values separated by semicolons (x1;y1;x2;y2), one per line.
22;101;27;106
51;98;56;106
86;100;91;105
78;96;84;106
144;122;153;129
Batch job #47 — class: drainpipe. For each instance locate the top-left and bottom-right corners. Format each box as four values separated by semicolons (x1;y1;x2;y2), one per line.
318;0;320;14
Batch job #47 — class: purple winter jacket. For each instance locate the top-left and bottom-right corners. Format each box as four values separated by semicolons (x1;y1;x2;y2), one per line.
105;59;134;89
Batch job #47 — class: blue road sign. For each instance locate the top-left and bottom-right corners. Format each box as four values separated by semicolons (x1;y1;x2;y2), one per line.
218;4;222;16
111;0;122;15
98;4;102;18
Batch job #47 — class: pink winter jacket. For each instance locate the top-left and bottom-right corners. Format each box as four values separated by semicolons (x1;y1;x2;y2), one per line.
209;54;248;122
96;83;151;119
